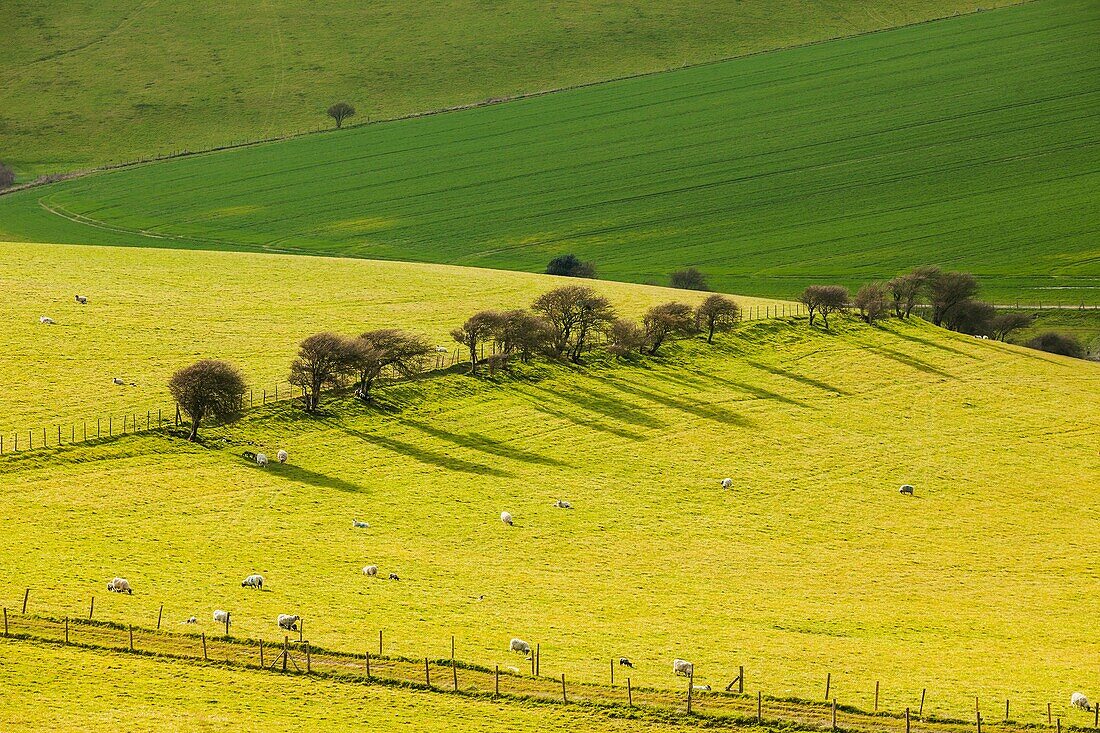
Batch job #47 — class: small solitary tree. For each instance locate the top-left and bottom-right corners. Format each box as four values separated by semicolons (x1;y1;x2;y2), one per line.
0;162;15;189
451;311;500;374
853;283;890;324
545;254;597;279
168;359;246;441
351;329;433;401
800;285;849;329
642;302;696;355
669;267;710;291
289;332;356;412
327;102;356;129
532;285;615;362
695;294;740;343
989;311;1033;342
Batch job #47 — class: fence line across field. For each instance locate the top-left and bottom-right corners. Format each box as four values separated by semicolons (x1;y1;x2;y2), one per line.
0;304;804;456
0;602;1086;733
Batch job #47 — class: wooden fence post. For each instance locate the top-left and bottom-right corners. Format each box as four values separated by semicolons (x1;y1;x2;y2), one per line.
611;659;615;685
22;588;29;614
1005;699;1009;722
452;658;458;691
531;650;535;675
495;665;499;697
89;596;94;620
3;607;7;636
1049;703;1053;725
157;604;163;630
1057;718;1061;733
825;672;831;701
628;678;633;707
561;673;568;704
365;650;370;678
976;711;982;733
832;699;837;731
129;625;134;651
225;611;230;637
451;635;455;660
875;680;880;712
298;618;303;643
906;708;911;733
306;643;311;673
202;632;208;660
425;657;431;687
1094;702;1098;729
739;665;744;694
260;640;264;668
379;629;383;656
687;672;693;714
758;691;763;723
920;689;926;718
536;643;540;676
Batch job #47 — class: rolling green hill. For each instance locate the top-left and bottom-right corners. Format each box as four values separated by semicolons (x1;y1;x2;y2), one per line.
1;0;1095;303
0;0;1012;179
2;304;1097;723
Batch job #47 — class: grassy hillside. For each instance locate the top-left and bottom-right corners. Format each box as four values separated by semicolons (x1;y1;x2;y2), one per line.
0;640;709;732
0;241;786;431
1;0;1096;303
1;0;1018;179
2;315;1097;723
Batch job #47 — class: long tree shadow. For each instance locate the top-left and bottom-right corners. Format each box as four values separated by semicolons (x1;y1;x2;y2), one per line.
865;345;956;379
403;419;570;468
744;360;851;396
534;382;669;430
266;463;368;493
593;374;755;427
338;426;514;477
524;395;646;442
879;323;981;359
659;368;814;410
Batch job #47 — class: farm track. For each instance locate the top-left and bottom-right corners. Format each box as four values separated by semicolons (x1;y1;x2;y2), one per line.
1;614;1044;733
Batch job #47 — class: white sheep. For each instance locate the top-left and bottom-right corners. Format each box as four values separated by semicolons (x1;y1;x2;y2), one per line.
39;316;54;325
552;499;573;509
501;511;513;526
75;295;88;304
278;614;300;631
277;449;288;464
213;609;230;625
434;346;449;353
107;577;132;594
183;616;197;624
255;453;268;467
510;638;531;656
1072;692;1092;712
693;685;712;692
899;484;915;495
673;658;694;677
721;478;733;489
353;520;369;528
241;574;264;589
363;565;378;577
112;377;125;385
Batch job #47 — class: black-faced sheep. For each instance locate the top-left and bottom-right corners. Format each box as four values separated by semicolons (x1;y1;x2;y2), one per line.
241;574;264;589
510;638;531;656
1072;693;1092;712
107;577;132;594
501;511;513;526
619;657;633;668
75;295;88;304
277;614;300;631
899;484;915;495
721;478;733;489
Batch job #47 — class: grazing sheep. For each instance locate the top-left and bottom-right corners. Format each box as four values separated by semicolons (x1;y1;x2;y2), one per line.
693;685;712;692
552;499;573;509
112;377;125;386
276;449;288;464
721;478;733;489
434;346;449;353
388;572;400;581
899;484;915;496
278;614;300;631
673;659;694;677
39;316;54;325
501;511;513;526
1072;693;1092;712
510;638;531;656
107;577;132;594
619;657;633;668
183;616;197;624
255;453;268;467
213;610;230;625
352;520;369;528
75;295;88;304
241;574;264;589
363;565;378;577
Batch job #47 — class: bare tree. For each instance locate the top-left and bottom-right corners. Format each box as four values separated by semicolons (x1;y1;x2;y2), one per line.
669;267;710;291
928;271;979;326
0;162;15;189
327;102;356;129
289;332;356;412
168;359;246;441
888;266;940;319
695;294;740;343
800;285;848;328
490;309;551;364
853;283;890;324
607;318;645;356
545;254;597;279
351;329;433;401
642;302;696;355
943;299;996;336
532;286;615;362
989;311;1033;342
451;311;499;374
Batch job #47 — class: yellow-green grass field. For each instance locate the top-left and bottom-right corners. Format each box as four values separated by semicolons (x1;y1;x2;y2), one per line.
0;639;703;733
0;240;787;431
1;300;1097;724
1;0;1018;179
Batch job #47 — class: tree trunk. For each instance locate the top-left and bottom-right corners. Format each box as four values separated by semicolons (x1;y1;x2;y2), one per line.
707;323;715;344
187;419;200;441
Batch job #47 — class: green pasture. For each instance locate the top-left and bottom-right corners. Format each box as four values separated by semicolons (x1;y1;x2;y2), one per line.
0;0;1096;302
1;311;1096;724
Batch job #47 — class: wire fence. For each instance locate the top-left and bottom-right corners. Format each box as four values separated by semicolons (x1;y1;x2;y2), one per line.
0;304;805;457
0;603;1072;733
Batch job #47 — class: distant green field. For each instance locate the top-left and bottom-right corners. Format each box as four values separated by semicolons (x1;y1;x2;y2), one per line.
0;0;1006;179
1008;309;1100;357
1;0;1096;303
2;309;1097;724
